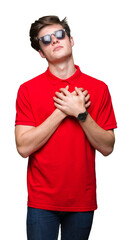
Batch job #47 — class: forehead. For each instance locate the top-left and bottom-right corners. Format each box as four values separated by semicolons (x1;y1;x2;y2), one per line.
38;24;63;38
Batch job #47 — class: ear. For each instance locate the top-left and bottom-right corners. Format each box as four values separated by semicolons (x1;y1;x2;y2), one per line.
70;36;74;47
38;49;46;59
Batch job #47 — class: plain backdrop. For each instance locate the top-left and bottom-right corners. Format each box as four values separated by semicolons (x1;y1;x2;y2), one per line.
0;0;132;239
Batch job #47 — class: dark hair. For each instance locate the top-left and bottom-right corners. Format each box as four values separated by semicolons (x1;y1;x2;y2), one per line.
29;15;71;51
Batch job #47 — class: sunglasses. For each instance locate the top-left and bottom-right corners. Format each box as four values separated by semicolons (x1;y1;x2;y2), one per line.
38;29;66;45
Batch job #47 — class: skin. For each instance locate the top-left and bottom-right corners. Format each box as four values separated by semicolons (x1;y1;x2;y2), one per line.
15;24;115;158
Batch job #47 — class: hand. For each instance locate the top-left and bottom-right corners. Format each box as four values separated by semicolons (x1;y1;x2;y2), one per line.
72;87;91;109
53;86;90;117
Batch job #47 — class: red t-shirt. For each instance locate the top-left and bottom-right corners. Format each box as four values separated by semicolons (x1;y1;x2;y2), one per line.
15;65;117;212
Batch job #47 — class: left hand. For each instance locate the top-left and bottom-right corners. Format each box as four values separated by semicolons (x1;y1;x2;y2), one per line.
53;87;86;117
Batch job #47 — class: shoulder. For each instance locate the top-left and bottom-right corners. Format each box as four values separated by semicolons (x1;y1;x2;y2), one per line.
82;72;107;88
19;72;45;91
80;72;108;95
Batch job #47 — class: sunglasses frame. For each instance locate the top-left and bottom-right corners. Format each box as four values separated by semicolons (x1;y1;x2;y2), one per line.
38;29;66;45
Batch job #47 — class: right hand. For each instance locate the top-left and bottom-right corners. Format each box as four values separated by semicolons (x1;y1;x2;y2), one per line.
68;85;91;109
55;85;91;118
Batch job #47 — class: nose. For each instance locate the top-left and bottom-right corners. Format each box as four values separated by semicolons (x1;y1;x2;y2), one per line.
51;34;59;45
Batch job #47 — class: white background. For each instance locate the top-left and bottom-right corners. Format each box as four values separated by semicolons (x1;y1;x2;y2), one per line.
0;0;132;239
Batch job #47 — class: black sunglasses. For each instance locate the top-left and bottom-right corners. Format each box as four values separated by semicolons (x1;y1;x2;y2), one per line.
38;29;66;45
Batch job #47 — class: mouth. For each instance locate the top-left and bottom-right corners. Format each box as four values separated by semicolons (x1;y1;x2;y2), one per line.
53;46;63;51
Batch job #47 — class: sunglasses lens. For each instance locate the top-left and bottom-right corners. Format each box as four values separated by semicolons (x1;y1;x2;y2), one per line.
40;29;66;45
42;35;51;45
55;30;65;39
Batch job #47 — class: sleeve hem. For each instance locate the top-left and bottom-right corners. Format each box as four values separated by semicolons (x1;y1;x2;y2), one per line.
103;123;117;130
15;121;36;127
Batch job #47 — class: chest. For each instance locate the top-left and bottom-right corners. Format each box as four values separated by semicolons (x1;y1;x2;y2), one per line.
29;80;100;126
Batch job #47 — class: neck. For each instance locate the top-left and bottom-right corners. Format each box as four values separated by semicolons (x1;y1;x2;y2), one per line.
48;56;76;79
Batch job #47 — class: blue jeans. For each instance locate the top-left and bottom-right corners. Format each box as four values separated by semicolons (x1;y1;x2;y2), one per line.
27;207;94;240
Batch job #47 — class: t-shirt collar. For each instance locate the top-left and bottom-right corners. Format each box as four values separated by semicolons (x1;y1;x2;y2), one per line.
45;65;82;85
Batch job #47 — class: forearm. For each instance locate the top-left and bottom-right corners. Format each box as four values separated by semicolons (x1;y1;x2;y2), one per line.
79;114;115;156
53;86;115;156
15;109;66;158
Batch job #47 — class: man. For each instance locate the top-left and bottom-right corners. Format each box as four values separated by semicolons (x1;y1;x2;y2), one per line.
15;15;117;240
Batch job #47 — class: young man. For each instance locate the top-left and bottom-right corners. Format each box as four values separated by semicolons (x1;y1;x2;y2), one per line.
15;16;117;240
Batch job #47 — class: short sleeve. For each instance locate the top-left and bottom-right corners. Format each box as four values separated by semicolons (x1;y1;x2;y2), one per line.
15;84;36;126
96;85;117;130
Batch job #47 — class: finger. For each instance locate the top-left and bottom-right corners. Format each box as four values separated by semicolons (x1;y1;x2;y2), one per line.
75;87;83;96
82;90;88;96
54;102;64;111
85;101;91;108
85;94;90;101
78;88;84;92
53;96;64;105
65;85;69;90
72;91;76;96
71;90;76;96
59;88;71;96
71;88;84;96
55;91;66;100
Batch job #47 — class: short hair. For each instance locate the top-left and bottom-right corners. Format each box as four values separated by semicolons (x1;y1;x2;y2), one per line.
29;15;71;51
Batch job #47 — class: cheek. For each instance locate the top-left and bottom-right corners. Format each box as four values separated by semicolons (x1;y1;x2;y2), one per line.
43;47;53;59
63;40;72;51
66;44;73;54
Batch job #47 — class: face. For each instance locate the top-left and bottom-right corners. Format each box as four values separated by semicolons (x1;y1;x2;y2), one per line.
38;24;74;64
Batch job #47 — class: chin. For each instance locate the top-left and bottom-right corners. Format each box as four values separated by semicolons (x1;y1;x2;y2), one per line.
49;53;72;64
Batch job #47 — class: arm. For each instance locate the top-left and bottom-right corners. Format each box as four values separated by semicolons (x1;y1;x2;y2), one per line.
53;87;115;156
15;86;89;158
15;108;66;158
78;114;115;156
